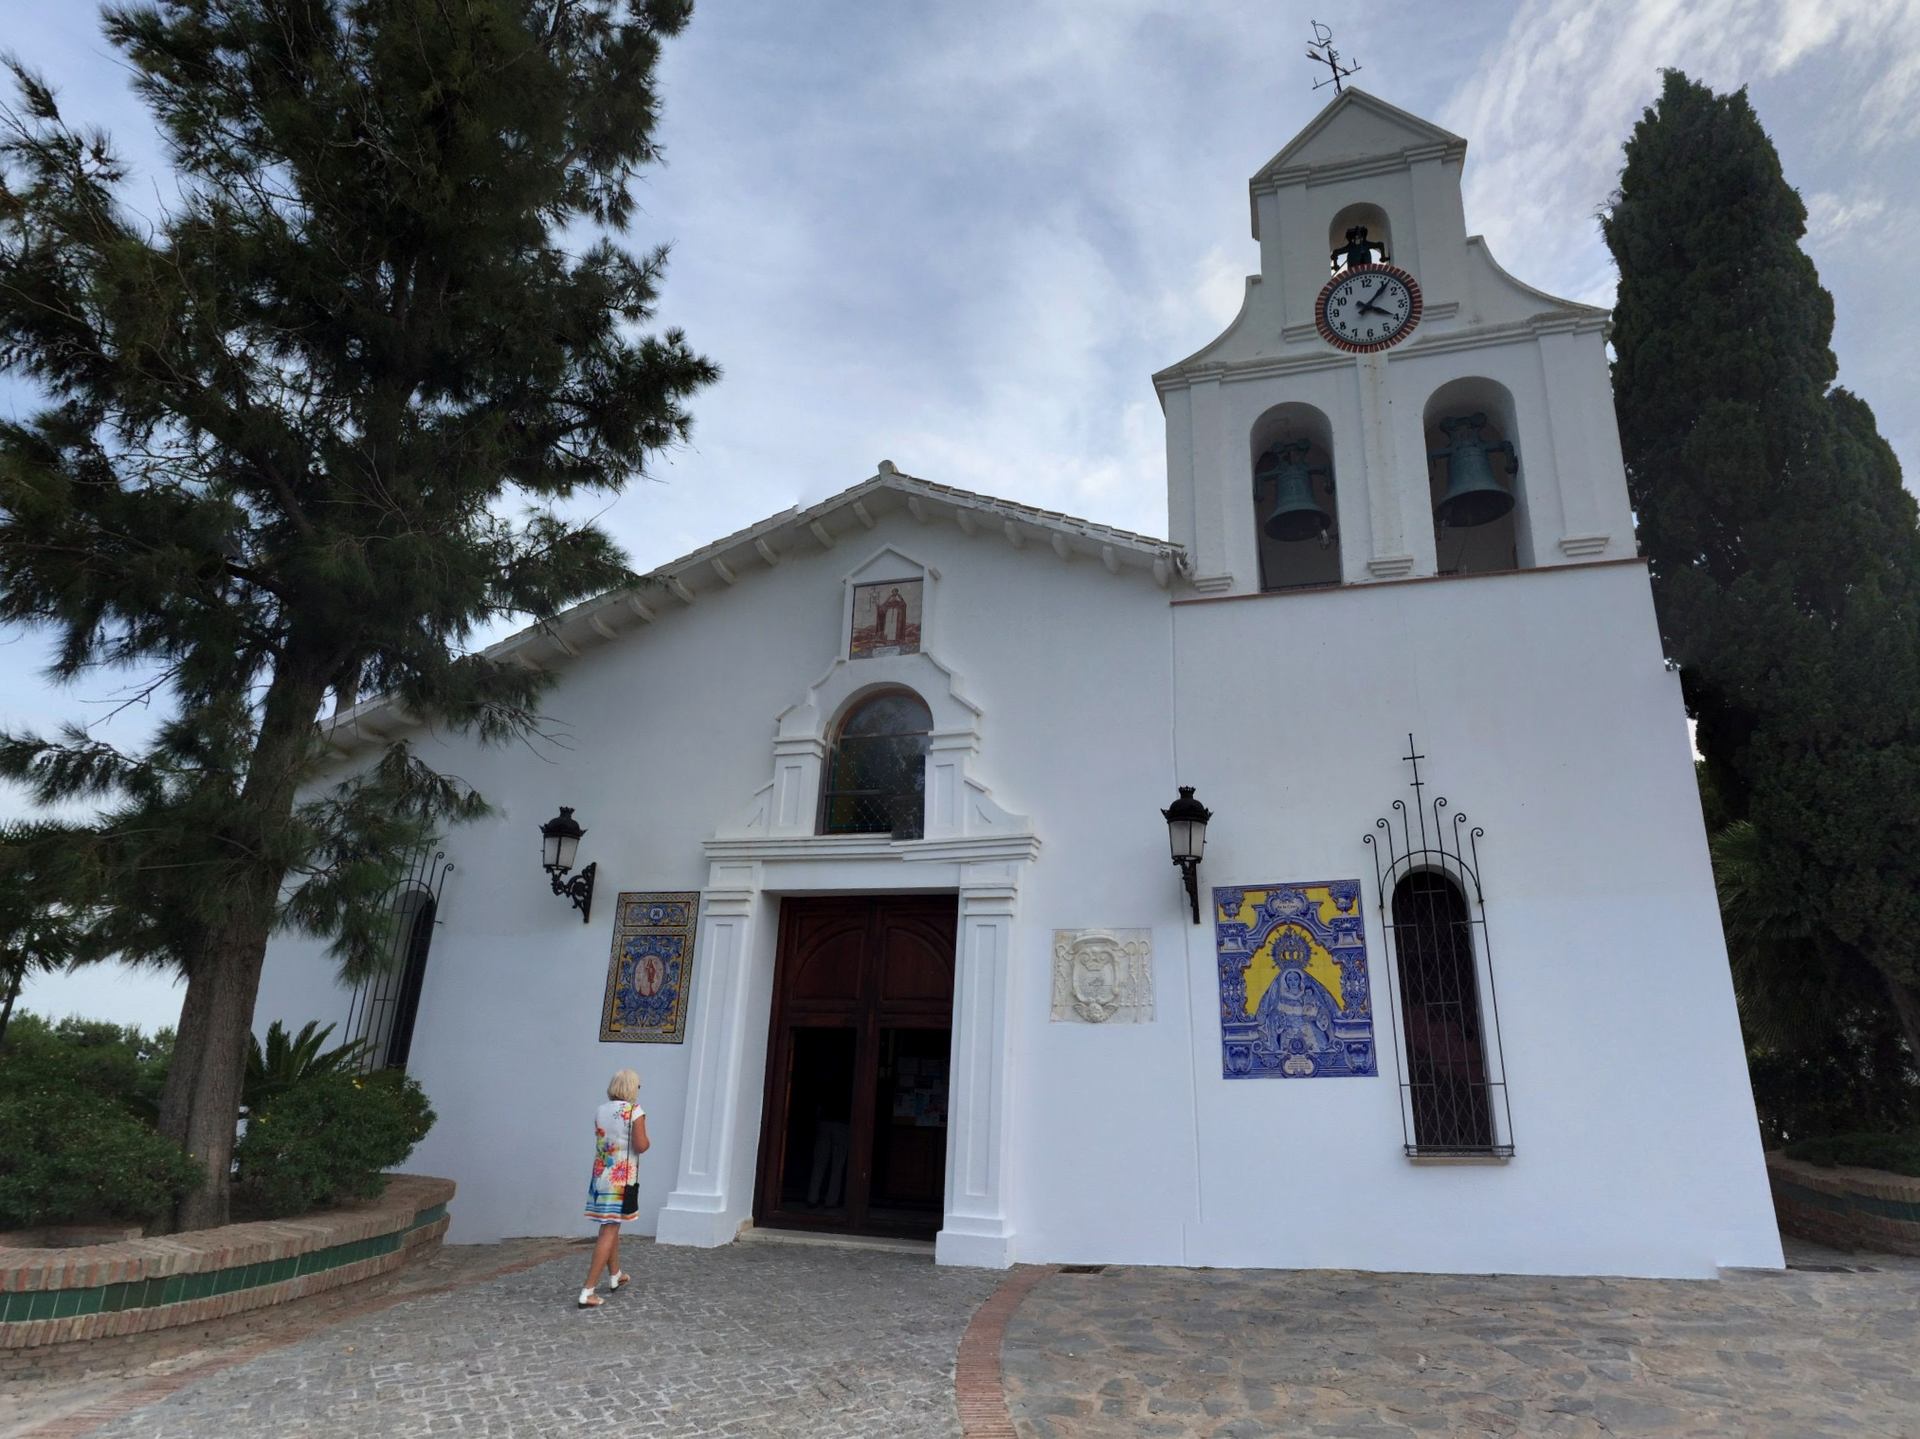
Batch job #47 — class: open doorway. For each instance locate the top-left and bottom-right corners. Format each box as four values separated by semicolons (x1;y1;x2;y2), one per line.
755;895;956;1240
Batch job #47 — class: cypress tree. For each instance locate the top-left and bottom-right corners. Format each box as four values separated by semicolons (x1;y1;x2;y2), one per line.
0;0;715;1226
1604;72;1920;1064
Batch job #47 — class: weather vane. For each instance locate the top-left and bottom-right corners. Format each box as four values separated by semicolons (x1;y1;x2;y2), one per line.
1306;21;1359;93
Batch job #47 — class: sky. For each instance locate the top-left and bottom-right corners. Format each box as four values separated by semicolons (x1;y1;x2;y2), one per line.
8;0;1918;1029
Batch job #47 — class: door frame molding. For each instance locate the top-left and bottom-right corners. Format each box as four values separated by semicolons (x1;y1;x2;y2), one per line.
656;837;1031;1268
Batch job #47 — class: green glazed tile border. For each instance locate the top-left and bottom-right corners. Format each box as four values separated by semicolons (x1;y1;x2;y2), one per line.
1774;1176;1920;1226
0;1202;445;1327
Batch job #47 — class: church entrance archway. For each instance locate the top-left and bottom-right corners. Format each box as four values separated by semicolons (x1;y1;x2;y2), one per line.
755;895;956;1240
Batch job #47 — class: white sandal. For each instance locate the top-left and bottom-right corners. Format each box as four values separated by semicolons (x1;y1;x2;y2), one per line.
608;1270;632;1291
577;1287;603;1308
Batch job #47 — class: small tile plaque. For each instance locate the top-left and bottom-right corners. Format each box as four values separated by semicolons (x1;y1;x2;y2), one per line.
600;892;700;1043
850;578;922;658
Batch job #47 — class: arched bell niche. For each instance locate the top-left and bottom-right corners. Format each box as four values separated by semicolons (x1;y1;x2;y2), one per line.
1327;202;1392;272
1249;402;1341;592
1423;377;1528;576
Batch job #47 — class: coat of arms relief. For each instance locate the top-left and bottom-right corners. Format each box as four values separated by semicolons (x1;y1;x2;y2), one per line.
1050;929;1154;1024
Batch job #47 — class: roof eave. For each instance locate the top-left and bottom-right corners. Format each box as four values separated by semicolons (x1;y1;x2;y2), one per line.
323;470;1187;754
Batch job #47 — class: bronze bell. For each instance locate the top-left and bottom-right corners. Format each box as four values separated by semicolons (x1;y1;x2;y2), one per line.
1430;414;1517;528
1254;439;1332;542
1330;225;1385;272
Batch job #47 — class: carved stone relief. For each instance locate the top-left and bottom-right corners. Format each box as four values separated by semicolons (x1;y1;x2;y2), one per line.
1050;929;1154;1024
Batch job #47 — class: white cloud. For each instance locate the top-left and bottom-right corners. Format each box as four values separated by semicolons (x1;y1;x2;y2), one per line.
1445;0;1920;310
3;1;1916;1022
1804;190;1892;246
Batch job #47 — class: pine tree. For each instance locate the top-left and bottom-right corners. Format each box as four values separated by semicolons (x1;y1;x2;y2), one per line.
1604;71;1920;1064
0;825;87;1048
0;0;715;1227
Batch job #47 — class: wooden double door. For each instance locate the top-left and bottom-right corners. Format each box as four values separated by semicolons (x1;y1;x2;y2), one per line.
755;895;957;1239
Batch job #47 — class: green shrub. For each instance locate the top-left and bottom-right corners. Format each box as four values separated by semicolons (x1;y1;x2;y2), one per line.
233;1069;435;1220
1747;1029;1920;1148
1784;1131;1920;1177
244;1020;372;1111
0;1011;173;1122
0;1091;200;1229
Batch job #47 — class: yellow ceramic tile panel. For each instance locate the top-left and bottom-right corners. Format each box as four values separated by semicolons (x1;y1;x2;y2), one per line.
1226;886;1347;1016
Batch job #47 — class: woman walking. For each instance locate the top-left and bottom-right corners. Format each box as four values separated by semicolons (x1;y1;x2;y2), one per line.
579;1068;649;1308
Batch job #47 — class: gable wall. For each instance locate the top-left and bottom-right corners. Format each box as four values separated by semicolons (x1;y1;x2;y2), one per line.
253;507;1185;1245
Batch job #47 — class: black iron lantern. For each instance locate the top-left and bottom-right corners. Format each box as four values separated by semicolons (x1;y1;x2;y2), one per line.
539;806;596;924
1162;785;1213;924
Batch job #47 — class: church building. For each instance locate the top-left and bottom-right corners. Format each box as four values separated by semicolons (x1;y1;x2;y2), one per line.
256;89;1784;1276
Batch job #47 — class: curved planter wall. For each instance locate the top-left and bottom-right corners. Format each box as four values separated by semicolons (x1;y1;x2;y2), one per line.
1767;1153;1920;1257
0;1173;453;1351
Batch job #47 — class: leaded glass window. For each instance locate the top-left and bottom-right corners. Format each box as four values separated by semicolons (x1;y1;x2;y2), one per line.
820;690;931;838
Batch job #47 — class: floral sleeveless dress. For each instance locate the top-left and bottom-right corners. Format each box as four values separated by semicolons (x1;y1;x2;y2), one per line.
584;1099;644;1223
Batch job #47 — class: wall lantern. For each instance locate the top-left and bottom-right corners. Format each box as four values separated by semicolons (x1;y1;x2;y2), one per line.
539;806;597;924
1161;785;1213;924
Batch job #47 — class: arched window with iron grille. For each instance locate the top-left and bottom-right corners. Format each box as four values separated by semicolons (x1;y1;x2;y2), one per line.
819;689;931;838
1391;871;1494;1152
1364;736;1514;1158
345;850;452;1073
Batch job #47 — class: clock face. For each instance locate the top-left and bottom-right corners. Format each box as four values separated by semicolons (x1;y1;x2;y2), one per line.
1316;264;1422;353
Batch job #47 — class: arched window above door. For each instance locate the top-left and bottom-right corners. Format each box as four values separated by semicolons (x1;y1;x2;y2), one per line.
820;689;932;838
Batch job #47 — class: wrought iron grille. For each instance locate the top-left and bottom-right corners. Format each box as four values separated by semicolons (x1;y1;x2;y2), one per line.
1363;737;1514;1159
343;847;453;1074
821;733;927;839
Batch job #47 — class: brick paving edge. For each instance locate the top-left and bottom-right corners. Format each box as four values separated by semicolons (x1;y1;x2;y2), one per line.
13;1239;582;1439
955;1266;1058;1439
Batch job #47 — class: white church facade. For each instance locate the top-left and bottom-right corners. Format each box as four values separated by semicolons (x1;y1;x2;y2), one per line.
255;90;1784;1277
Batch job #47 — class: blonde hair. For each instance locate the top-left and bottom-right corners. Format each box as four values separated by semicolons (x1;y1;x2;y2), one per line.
607;1069;641;1102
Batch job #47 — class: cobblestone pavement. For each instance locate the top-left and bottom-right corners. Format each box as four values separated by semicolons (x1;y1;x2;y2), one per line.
74;1239;1000;1439
1002;1242;1920;1438
25;1233;1920;1438
0;1239;577;1439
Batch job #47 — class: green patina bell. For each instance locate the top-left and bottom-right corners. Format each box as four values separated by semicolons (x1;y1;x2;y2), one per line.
1430;413;1517;529
1254;439;1332;542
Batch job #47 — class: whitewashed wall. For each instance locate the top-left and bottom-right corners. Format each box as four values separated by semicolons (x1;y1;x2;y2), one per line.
1163;560;1779;1276
253;504;1781;1277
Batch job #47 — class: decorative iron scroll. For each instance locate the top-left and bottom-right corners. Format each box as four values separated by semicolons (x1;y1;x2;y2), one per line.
344;847;454;1073
1363;737;1515;1158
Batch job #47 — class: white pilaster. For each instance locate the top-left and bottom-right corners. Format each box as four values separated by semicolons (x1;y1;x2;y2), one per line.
1357;353;1416;578
656;863;761;1247
1404;154;1467;310
1186;375;1235;592
770;737;826;835
1536;327;1611;560
924;728;978;840
1163;384;1197;556
937;862;1022;1267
